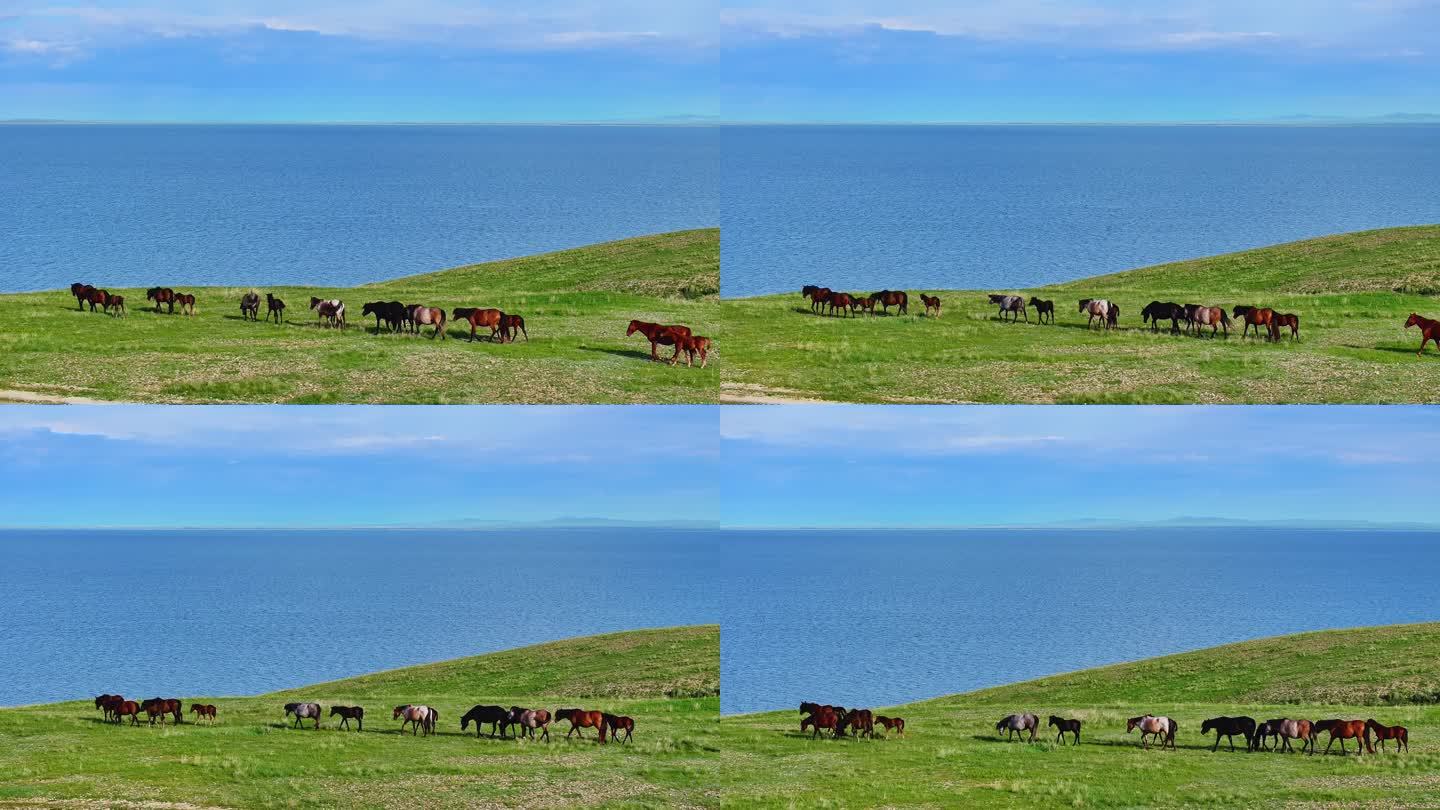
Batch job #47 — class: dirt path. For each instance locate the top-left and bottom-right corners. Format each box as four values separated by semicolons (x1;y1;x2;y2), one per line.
0;389;113;405
719;383;834;405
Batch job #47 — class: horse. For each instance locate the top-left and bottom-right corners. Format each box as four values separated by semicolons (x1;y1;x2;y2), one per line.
670;334;712;368
1274;313;1300;340
872;290;908;315
801;707;839;739
1028;297;1054;324
1315;719;1370;755
1079;299;1113;329
265;293;286;324
918;294;941;317
189;704;218;724
626;319;692;360
1189;305;1230;337
802;286;831;314
826;292;855;317
839;709;874;738
1274;718;1316;754
508;707;552;742
1232;305;1277;340
141;698;183;726
71;283;95;310
499;313;529;342
309;297;344;328
85;288;111;313
394;704;437;736
995;713;1038;742
329;705;364;731
603;713;636;743
104;295;126;317
174;293;196;316
988;294;1028;323
146;287;176;314
111;700;142;726
1405;313;1440;357
94;694;119;719
852;295;877;316
1108;302;1121;328
1252;719;1282;751
874;716;905;737
1126;715;1176;750
555;708;607;743
1048;716;1081;745
1201;716;1255;752
285;702;322;729
1142;301;1186;334
408;305;446;340
362;301;406;333
1365;719;1409;753
240;292;260;321
461;705;510;739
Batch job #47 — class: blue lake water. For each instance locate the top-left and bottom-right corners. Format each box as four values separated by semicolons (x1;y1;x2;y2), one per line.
0;529;717;705
0;124;717;292
721;529;1440;714
721;125;1440;296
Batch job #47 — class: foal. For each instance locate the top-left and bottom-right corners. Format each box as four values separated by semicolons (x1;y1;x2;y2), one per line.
1048;715;1081;745
919;294;941;318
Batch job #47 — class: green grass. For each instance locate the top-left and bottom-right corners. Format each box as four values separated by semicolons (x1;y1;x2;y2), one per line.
0;230;718;404
0;625;719;809
720;225;1440;403
716;623;1440;808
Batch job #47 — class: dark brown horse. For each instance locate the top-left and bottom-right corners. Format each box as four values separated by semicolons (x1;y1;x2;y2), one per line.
626;319;692;360
141;698;183;725
827;292;855;317
105;295;126;317
240;292;261;321
875;716;906;736
1029;297;1055;324
189;704;218;723
175;293;197;317
670;334;711;368
802;286;831;314
1233;305;1278;340
265;293;286;324
1273;313;1300;339
498;312;529;342
1201;716;1255;752
1405;313;1440;357
146;287;176;314
329;705;364;731
85;288;111;313
920;294;941;317
111;700;142;726
839;708;874;738
603;713;636;743
872;290;908;315
1365;719;1409;753
1049;716;1081;745
555;708;608;743
1315;719;1371;755
801;707;839;739
71;283;95;310
461;705;510;738
852;295;877;315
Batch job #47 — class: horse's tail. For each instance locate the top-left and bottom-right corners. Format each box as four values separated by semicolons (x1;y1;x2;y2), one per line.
1220;308;1231;324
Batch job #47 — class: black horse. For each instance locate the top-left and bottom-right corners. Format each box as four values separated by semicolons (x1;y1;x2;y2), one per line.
329;705;364;731
1142;301;1186;334
1252;718;1283;751
362;301;408;333
461;704;512;739
1048;715;1081;745
265;293;286;324
1028;297;1055;324
1201;716;1256;752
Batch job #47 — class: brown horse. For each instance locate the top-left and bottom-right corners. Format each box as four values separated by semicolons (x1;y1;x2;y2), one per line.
872;290;908;315
408;305;446;340
454;307;504;342
802;286;831;314
875;716;906;736
1273;313;1300;339
105;295;126;317
112;700;143;726
920;294;941;317
839;708;874;738
175;293;197;317
670;334;711;368
603;713;636;743
1273;718;1316;754
146;287;176;314
1079;298;1113;330
499;313;529;342
626;319;692;360
1405;313;1440;357
1189;305;1230;337
826;292;855;317
1233;305;1277;340
1315;719;1371;755
96;694;125;721
852;295;877;316
71;283;96;310
1365;719;1409;753
85;288;111;313
189;704;218;723
555;708;608;743
801;707;839;739
141;698;183;726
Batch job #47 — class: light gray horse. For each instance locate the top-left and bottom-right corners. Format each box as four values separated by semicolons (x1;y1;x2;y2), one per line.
988;294;1028;323
1079;298;1112;329
394;704;437;736
284;701;321;729
995;713;1039;742
509;706;552;742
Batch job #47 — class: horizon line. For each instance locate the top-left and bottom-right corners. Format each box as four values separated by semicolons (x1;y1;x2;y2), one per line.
4;117;1439;128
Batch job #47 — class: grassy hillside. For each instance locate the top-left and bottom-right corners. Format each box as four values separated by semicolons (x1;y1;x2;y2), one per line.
0;230;718;404
0;626;719;809
715;623;1440;808
721;226;1440;403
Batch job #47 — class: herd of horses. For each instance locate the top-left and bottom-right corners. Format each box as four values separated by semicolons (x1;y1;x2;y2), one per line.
796;703;1411;757
626;319;711;368
95;694;635;743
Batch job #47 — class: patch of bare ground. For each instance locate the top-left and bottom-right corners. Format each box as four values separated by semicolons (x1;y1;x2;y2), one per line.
719;383;832;404
0;801;227;810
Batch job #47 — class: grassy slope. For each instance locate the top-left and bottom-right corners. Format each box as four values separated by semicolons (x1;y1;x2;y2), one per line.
0;230;718;404
716;624;1440;808
0;626;719;809
721;225;1440;403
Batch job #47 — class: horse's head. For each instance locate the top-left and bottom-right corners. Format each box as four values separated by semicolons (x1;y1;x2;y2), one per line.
310;297;323;309
626;320;642;336
802;285;818;297
1406;313;1422;328
1078;298;1092;312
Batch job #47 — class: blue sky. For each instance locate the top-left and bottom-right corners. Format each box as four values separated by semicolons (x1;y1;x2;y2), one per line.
722;406;1440;528
0;406;717;527
3;2;1437;121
